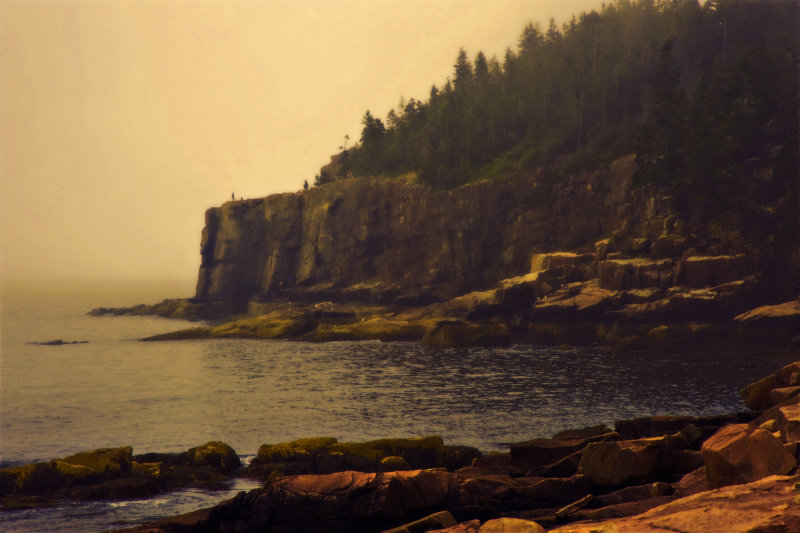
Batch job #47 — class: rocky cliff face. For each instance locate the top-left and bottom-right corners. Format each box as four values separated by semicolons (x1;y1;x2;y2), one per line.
195;156;641;303
193;153;797;307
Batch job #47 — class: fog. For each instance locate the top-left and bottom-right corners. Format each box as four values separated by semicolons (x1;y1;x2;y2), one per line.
1;0;600;283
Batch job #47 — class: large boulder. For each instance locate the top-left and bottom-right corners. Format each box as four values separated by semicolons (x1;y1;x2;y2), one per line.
577;428;696;488
700;424;796;489
58;447;133;479
734;300;800;344
530;252;593;274
250;436;479;476
740;360;800;410
0;446;135;498
549;474;800;533
509;428;619;472
177;441;241;473
775;401;800;443
740;374;781;410
201;469;461;531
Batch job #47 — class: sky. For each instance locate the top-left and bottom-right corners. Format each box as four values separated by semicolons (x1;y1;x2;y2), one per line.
1;0;602;283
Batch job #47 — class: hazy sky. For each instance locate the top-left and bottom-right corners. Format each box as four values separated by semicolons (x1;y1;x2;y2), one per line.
1;0;602;283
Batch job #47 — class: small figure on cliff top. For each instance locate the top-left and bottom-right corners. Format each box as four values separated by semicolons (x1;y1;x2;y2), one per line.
304;180;309;190
231;192;235;201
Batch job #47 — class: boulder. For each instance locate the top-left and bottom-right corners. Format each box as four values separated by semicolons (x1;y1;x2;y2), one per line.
382;510;458;533
590;482;672;508
740;360;800;410
734;300;800;343
671;466;708;498
332;436;447;470
177;441;240;473
606;289;721;323
58;447;133;479
422;320;510;347
530;252;593;273
549;474;800;533
740;374;780;410
509;431;620;471
578;437;674;487
776;401;800;443
381;456;410;471
515;475;594;507
256;437;338;464
251;435;476;475
437;290;503;319
570;495;675;522
700;424;796;489
228;469;460;528
479;518;546;533
770;386;800;406
1;447;135;497
471;453;511;468
530;282;619;321
0;443;243;508
613;414;737;440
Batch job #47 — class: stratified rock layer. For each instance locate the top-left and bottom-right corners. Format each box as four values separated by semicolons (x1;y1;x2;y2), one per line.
195;159;639;302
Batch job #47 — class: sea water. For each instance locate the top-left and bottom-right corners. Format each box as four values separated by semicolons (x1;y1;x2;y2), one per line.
0;280;795;532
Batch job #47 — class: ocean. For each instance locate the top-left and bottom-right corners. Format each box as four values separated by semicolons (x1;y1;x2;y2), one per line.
0;280;795;532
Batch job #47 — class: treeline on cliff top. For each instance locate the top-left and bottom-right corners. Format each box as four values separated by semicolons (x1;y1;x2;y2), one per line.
314;0;797;207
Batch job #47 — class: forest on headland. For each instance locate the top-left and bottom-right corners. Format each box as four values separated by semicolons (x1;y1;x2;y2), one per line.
314;0;797;216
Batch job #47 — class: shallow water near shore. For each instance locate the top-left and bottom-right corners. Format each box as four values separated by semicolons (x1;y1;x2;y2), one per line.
1;280;796;531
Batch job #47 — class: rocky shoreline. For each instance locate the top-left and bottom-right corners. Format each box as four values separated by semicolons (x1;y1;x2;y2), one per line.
87;156;798;353
92;250;800;353
4;360;800;532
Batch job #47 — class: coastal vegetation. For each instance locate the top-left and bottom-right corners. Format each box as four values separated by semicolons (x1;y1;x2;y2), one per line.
316;0;797;223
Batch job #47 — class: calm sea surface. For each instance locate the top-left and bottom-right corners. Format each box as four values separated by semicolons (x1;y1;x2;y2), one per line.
0;280;796;531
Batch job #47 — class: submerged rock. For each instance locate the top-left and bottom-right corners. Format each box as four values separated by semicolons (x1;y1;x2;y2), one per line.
28;339;89;345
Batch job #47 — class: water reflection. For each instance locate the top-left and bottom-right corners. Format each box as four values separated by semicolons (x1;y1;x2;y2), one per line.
196;340;792;452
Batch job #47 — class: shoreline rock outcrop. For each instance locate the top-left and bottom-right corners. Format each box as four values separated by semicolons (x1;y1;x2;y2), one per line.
89;153;798;350
4;361;800;530
96;360;800;533
0;442;240;511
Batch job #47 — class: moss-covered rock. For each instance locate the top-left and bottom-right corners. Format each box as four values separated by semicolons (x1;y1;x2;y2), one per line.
421;320;510;347
60;446;133;478
303;317;429;342
248;435;480;479
209;314;312;338
379;456;409;471
256;437;338;463
1;443;241;509
177;441;241;473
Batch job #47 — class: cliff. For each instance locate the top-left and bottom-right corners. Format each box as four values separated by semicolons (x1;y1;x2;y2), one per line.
196;156;642;304
194;153;797;312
